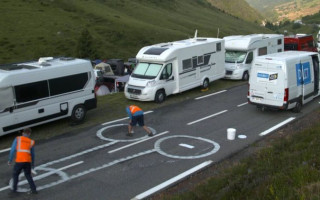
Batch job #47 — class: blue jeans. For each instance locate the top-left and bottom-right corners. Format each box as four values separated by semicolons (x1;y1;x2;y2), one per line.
13;162;37;192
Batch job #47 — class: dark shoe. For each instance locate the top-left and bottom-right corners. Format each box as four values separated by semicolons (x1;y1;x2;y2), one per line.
148;132;153;137
28;190;38;195
126;133;133;137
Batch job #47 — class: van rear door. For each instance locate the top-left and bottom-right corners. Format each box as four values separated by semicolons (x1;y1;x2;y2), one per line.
299;57;314;103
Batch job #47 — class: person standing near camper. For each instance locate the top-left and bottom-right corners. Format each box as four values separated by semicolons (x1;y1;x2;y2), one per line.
8;128;37;196
126;105;153;137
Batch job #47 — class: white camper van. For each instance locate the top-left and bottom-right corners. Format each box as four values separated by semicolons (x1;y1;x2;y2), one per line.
124;36;225;103
0;57;97;136
317;30;320;52
248;51;320;112
224;34;284;81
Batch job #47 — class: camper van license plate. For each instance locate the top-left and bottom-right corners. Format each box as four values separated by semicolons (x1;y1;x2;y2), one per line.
252;97;262;102
130;94;139;99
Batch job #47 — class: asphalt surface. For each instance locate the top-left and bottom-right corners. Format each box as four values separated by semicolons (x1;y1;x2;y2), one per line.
0;84;319;200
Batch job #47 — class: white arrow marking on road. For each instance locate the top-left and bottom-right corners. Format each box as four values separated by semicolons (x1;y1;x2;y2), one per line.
132;160;213;200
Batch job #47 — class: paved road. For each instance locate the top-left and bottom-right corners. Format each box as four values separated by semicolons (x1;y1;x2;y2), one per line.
0;84;319;200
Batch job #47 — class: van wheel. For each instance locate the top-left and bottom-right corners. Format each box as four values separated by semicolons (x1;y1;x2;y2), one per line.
71;105;87;122
202;78;209;89
242;71;249;81
292;101;302;113
155;90;166;104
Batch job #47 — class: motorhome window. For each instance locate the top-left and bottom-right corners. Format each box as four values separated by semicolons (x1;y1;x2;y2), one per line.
15;81;49;103
182;59;192;70
284;43;298;50
225;51;246;63
217;43;221;51
49;73;88;96
144;48;169;55
245;52;253;64
131;63;162;79
278;39;282;45
197;56;204;65
278;49;282;52
258;47;267;56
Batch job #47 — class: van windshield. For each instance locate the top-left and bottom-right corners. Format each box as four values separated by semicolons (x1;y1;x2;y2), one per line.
225;51;247;63
131;63;162;79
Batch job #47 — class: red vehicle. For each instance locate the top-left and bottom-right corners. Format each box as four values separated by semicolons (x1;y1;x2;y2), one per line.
284;34;317;52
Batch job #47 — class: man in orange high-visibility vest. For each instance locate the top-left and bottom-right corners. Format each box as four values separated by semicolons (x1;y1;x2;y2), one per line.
8;128;37;196
126;105;153;137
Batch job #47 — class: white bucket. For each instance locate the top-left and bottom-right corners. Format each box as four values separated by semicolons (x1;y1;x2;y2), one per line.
227;128;236;140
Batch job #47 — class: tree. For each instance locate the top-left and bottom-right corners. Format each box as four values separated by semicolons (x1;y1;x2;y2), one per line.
76;29;97;59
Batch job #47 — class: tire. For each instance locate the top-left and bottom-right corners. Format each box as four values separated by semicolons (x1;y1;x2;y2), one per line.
242;71;249;81
155;90;166;104
202;78;209;89
71;104;87;123
292;101;302;113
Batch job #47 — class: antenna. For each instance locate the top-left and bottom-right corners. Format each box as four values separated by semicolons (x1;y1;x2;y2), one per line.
217;28;220;38
194;29;198;39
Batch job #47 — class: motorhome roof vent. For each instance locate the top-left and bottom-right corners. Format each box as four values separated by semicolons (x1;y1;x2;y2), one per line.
38;57;53;65
196;38;207;41
144;47;169;55
60;57;75;61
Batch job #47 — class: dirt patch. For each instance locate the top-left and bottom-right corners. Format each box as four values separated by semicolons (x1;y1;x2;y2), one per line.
149;109;320;199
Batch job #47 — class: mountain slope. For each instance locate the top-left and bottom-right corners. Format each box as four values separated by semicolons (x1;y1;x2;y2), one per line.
0;0;271;63
207;0;263;23
246;0;320;21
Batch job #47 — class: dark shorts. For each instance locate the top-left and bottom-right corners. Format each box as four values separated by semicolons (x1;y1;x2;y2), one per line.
130;115;144;126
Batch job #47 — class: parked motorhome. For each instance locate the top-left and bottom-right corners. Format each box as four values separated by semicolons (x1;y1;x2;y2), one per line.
124;35;225;103
223;34;284;81
248;51;320;112
284;34;317;52
0;57;97;136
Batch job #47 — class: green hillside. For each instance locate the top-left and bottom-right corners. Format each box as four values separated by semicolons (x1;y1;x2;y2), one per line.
0;0;271;64
207;0;264;23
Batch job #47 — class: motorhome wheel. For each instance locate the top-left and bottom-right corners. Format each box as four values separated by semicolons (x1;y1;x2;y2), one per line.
71;105;87;122
202;78;209;89
242;71;249;81
155;90;166;103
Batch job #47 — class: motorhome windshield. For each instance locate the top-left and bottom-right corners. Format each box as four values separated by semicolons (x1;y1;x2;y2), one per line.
225;51;247;63
131;63;162;79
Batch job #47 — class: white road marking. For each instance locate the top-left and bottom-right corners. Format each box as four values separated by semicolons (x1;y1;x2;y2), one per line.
195;90;227;100
102;111;153;125
131;160;213;200
259;117;296;136
237;102;248;107
108;131;169;154
179;144;194;149
1;161;83;192
0;147;10;154
187;110;228;125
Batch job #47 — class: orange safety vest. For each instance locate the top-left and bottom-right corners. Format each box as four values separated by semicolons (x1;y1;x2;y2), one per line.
15;136;34;163
129;105;142;115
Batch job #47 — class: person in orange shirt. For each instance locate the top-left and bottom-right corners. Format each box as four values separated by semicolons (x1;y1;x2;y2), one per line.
8;128;37;196
126;105;153;137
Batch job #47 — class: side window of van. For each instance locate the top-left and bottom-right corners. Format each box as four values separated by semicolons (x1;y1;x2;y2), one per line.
161;64;172;80
182;59;192;71
217;43;221;52
49;73;88;96
246;52;253;64
15;81;49;103
258;47;267;56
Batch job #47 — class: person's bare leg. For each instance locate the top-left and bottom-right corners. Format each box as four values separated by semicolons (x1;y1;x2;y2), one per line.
143;126;152;135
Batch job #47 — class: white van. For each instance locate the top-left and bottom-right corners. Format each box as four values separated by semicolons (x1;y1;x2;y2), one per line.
0;57;97;136
224;34;284;81
248;51;320;112
317;30;320;52
124;35;225;103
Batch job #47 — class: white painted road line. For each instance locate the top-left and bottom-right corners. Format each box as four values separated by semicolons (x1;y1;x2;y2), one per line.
102;111;154;125
237;102;248;107
259;117;296;136
187;110;228;125
0;148;10;154
179;144;194;149
195;90;227;100
131;160;213;200
108;131;170;154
